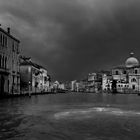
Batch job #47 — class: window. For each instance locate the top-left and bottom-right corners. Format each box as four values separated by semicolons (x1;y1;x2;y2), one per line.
5;37;7;47
132;85;135;90
12;42;15;52
131;78;137;82
44;77;47;82
123;70;127;74
17;44;19;54
115;70;119;75
5;57;7;69
6;37;8;47
2;56;4;68
12;75;15;85
135;69;138;74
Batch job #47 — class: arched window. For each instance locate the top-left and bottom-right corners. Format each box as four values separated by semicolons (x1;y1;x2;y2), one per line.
115;70;119;75
3;56;5;68
131;78;137;82
1;56;4;68
5;57;6;69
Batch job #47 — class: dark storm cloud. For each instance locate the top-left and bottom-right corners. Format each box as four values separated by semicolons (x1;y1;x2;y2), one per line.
0;0;140;81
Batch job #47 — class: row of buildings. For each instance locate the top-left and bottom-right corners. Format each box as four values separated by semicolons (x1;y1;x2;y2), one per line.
1;25;140;95
71;52;140;94
0;26;51;96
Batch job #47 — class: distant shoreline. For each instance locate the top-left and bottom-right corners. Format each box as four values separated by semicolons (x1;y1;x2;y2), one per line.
0;91;140;100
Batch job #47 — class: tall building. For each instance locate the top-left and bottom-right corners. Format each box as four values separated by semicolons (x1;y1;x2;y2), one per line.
0;26;20;95
112;52;140;93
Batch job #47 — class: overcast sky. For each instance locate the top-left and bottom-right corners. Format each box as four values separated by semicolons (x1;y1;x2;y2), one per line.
0;0;140;81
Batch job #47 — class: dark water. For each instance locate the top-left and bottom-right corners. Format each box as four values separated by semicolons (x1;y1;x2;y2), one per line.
1;93;140;140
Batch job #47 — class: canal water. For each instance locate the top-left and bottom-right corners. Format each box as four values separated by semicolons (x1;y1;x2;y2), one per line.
1;93;140;140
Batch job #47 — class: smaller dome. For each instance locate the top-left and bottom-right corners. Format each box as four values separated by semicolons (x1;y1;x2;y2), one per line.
125;52;139;68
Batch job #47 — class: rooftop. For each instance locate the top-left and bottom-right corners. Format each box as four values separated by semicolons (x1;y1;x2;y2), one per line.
20;57;47;70
0;26;20;43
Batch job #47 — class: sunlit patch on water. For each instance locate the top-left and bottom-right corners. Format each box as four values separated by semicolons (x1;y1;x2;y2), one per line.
54;107;140;119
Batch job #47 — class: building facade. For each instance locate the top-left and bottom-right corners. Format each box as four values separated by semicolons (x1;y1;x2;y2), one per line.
0;27;20;95
102;73;112;92
112;52;140;93
20;57;50;94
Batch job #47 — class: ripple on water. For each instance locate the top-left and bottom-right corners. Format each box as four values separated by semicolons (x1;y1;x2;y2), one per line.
54;107;140;119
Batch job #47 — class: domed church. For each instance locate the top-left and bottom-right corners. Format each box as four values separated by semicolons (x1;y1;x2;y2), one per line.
112;52;140;93
125;52;139;68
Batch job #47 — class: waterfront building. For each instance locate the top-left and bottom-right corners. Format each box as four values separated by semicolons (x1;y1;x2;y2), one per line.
112;52;140;93
40;68;51;92
71;80;77;91
87;73;96;92
70;80;83;92
0;26;20;95
102;72;112;92
59;83;65;90
51;81;59;92
87;73;102;93
50;81;66;92
64;81;71;91
20;57;50;94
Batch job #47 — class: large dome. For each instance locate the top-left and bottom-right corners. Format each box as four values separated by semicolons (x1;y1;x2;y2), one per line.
125;52;139;68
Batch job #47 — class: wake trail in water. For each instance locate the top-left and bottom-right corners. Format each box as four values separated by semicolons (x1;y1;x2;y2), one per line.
54;107;140;119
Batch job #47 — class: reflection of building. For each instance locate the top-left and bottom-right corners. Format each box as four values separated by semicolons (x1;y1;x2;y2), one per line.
0;27;20;95
112;52;140;93
20;57;50;94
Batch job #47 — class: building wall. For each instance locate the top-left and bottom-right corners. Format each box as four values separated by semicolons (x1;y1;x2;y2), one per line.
40;68;50;92
20;63;50;94
102;74;112;91
0;28;20;95
112;67;140;93
20;65;31;93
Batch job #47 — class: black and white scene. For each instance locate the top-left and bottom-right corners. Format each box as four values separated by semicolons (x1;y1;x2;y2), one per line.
1;0;140;140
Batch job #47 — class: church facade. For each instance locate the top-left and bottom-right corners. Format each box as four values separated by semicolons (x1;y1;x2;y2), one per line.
112;52;140;93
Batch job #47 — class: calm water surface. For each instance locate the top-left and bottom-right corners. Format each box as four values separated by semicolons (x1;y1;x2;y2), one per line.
1;93;140;140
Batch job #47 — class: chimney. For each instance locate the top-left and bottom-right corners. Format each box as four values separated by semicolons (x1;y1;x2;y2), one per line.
7;27;10;34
